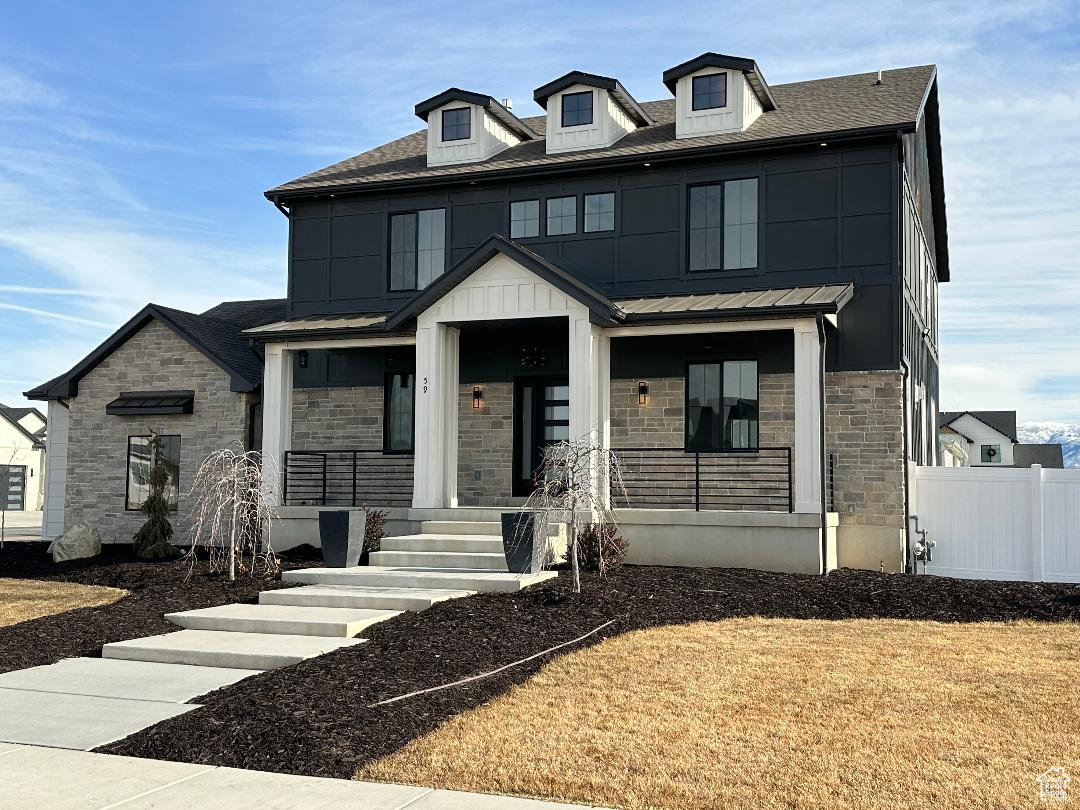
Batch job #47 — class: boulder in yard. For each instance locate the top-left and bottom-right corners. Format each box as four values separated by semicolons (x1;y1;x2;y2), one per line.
48;522;102;563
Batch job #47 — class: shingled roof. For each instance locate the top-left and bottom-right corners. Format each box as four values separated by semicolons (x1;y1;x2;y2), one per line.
267;65;937;196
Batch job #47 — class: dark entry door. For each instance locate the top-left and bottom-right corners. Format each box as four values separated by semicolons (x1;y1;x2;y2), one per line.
513;378;569;496
0;465;26;511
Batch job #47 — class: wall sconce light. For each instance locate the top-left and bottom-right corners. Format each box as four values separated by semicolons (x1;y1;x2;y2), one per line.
473;386;483;410
297;350;309;369
637;381;649;405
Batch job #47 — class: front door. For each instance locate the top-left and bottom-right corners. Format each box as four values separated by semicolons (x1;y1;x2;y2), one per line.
513;378;569;496
0;465;26;511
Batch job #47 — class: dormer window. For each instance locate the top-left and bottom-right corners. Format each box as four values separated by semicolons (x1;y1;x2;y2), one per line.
691;73;727;111
441;107;471;141
561;91;593;127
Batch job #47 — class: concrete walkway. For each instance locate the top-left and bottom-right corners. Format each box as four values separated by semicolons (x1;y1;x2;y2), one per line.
0;509;42;542
0;745;602;809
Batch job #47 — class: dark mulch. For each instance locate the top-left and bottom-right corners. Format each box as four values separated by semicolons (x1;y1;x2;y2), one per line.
101;565;1080;779
0;542;320;674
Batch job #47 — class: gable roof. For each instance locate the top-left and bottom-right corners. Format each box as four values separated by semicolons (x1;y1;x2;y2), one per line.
24;299;286;401
661;52;777;111
533;71;654;126
385;235;621;330
414;89;537;140
0;405;46;428
1013;443;1064;469
939;410;1018;443
267;65;936;198
0;406;45;449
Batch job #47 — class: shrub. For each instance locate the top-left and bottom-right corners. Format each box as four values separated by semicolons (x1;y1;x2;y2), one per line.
575;522;629;574
132;432;178;560
363;503;388;557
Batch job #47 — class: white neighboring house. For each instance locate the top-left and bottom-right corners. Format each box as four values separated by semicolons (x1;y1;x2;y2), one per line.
938;410;1064;468
0;405;47;511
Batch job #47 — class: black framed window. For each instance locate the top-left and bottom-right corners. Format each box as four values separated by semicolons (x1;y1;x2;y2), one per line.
126;435;180;511
688;178;758;272
389;209;445;291
384;372;415;453
510;199;540;238
692;73;728;110
584;192;615;233
686;361;758;451
561;91;593;127
981;444;1001;463
546;196;576;236
441;107;471;141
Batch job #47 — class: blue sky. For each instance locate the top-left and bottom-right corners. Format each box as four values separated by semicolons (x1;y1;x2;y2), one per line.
1;0;1078;421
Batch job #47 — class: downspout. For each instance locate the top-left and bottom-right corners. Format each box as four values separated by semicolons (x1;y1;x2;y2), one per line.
900;358;913;573
816;311;829;575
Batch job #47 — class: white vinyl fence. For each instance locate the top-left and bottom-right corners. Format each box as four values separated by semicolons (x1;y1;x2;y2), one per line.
914;465;1080;582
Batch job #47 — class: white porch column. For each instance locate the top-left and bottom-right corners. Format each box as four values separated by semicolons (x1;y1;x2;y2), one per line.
41;399;69;540
261;343;293;506
793;321;823;513
568;316;610;507
413;319;459;509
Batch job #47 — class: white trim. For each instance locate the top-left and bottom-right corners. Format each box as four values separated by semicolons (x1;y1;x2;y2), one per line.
260;344;294;506
42;400;68;540
793;325;823;513
604;317;816;338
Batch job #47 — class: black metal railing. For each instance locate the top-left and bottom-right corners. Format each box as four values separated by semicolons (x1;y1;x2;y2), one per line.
614;447;793;512
283;450;414;508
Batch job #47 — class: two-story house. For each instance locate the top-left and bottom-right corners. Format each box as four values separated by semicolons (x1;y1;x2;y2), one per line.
28;53;948;574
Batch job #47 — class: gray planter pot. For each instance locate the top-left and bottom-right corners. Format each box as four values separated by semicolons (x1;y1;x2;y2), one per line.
319;510;367;568
501;512;543;574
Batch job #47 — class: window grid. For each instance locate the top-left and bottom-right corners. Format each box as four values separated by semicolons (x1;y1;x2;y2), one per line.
584;192;615;233
510;199;540;239
546;196;576;236
688;178;758;272
692;73;728;110
561;91;593;127
441;107;471;141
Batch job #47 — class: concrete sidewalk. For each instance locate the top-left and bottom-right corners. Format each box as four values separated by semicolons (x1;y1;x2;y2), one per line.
0;510;42;542
0;745;604;809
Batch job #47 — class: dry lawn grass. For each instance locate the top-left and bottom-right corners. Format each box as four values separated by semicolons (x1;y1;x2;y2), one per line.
0;578;126;628
359;618;1080;809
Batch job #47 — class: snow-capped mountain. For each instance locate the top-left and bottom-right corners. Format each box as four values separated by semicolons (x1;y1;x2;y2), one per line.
1018;422;1080;468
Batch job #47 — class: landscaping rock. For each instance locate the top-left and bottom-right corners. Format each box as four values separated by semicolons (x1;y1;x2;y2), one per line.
47;523;102;563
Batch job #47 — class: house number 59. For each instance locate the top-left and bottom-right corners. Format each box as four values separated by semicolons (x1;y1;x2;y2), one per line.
423;377;428;393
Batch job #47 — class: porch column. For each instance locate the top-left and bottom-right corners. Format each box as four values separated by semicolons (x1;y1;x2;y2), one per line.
413;319;459;509
793;321;823;513
261;343;293;506
568;316;611;507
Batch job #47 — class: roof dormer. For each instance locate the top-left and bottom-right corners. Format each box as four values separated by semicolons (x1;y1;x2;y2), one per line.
414;89;536;167
662;53;777;139
533;71;653;155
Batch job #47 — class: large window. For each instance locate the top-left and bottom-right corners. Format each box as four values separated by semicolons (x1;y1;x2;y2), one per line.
561;91;593;127
389;209;445;291
384;372;415;453
692;73;728;110
685;361;759;451
688;178;758;271
126;435;180;511
546;196;577;236
441;107;471;141
510;199;540;238
584;192;615;233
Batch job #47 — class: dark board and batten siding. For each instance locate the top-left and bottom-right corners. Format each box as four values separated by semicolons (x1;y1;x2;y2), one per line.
287;140;901;372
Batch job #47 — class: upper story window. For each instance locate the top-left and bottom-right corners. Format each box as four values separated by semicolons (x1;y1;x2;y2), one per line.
688;178;758;272
510;200;540;238
389;209;445;292
547;196;576;236
561;91;593;127
441;107;471;141
584;192;615;233
384;371;415;453
686;361;759;451
691;73;728;110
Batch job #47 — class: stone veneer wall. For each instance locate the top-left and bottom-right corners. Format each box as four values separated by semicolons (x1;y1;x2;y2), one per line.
457;382;514;506
291;386;383;450
64;319;250;542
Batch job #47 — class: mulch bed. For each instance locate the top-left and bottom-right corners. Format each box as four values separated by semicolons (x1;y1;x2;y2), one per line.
101;564;1080;779
0;541;319;674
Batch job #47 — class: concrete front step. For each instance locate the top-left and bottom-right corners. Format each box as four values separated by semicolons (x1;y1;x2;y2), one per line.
382;534;504;553
283;565;558;593
369;550;508;570
103;630;363;670
164;603;401;638
260;585;475;612
419;520;502;535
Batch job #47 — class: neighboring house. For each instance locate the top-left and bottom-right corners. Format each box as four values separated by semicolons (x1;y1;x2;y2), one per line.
28;53;948;573
938;411;1064;468
0;405;47;511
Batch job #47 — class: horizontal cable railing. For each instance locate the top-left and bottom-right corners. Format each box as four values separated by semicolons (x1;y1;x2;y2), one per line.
613;446;793;512
283;450;414;508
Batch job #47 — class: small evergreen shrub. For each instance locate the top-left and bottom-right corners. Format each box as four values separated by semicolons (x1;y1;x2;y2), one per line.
575;522;629;574
132;432;178;560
